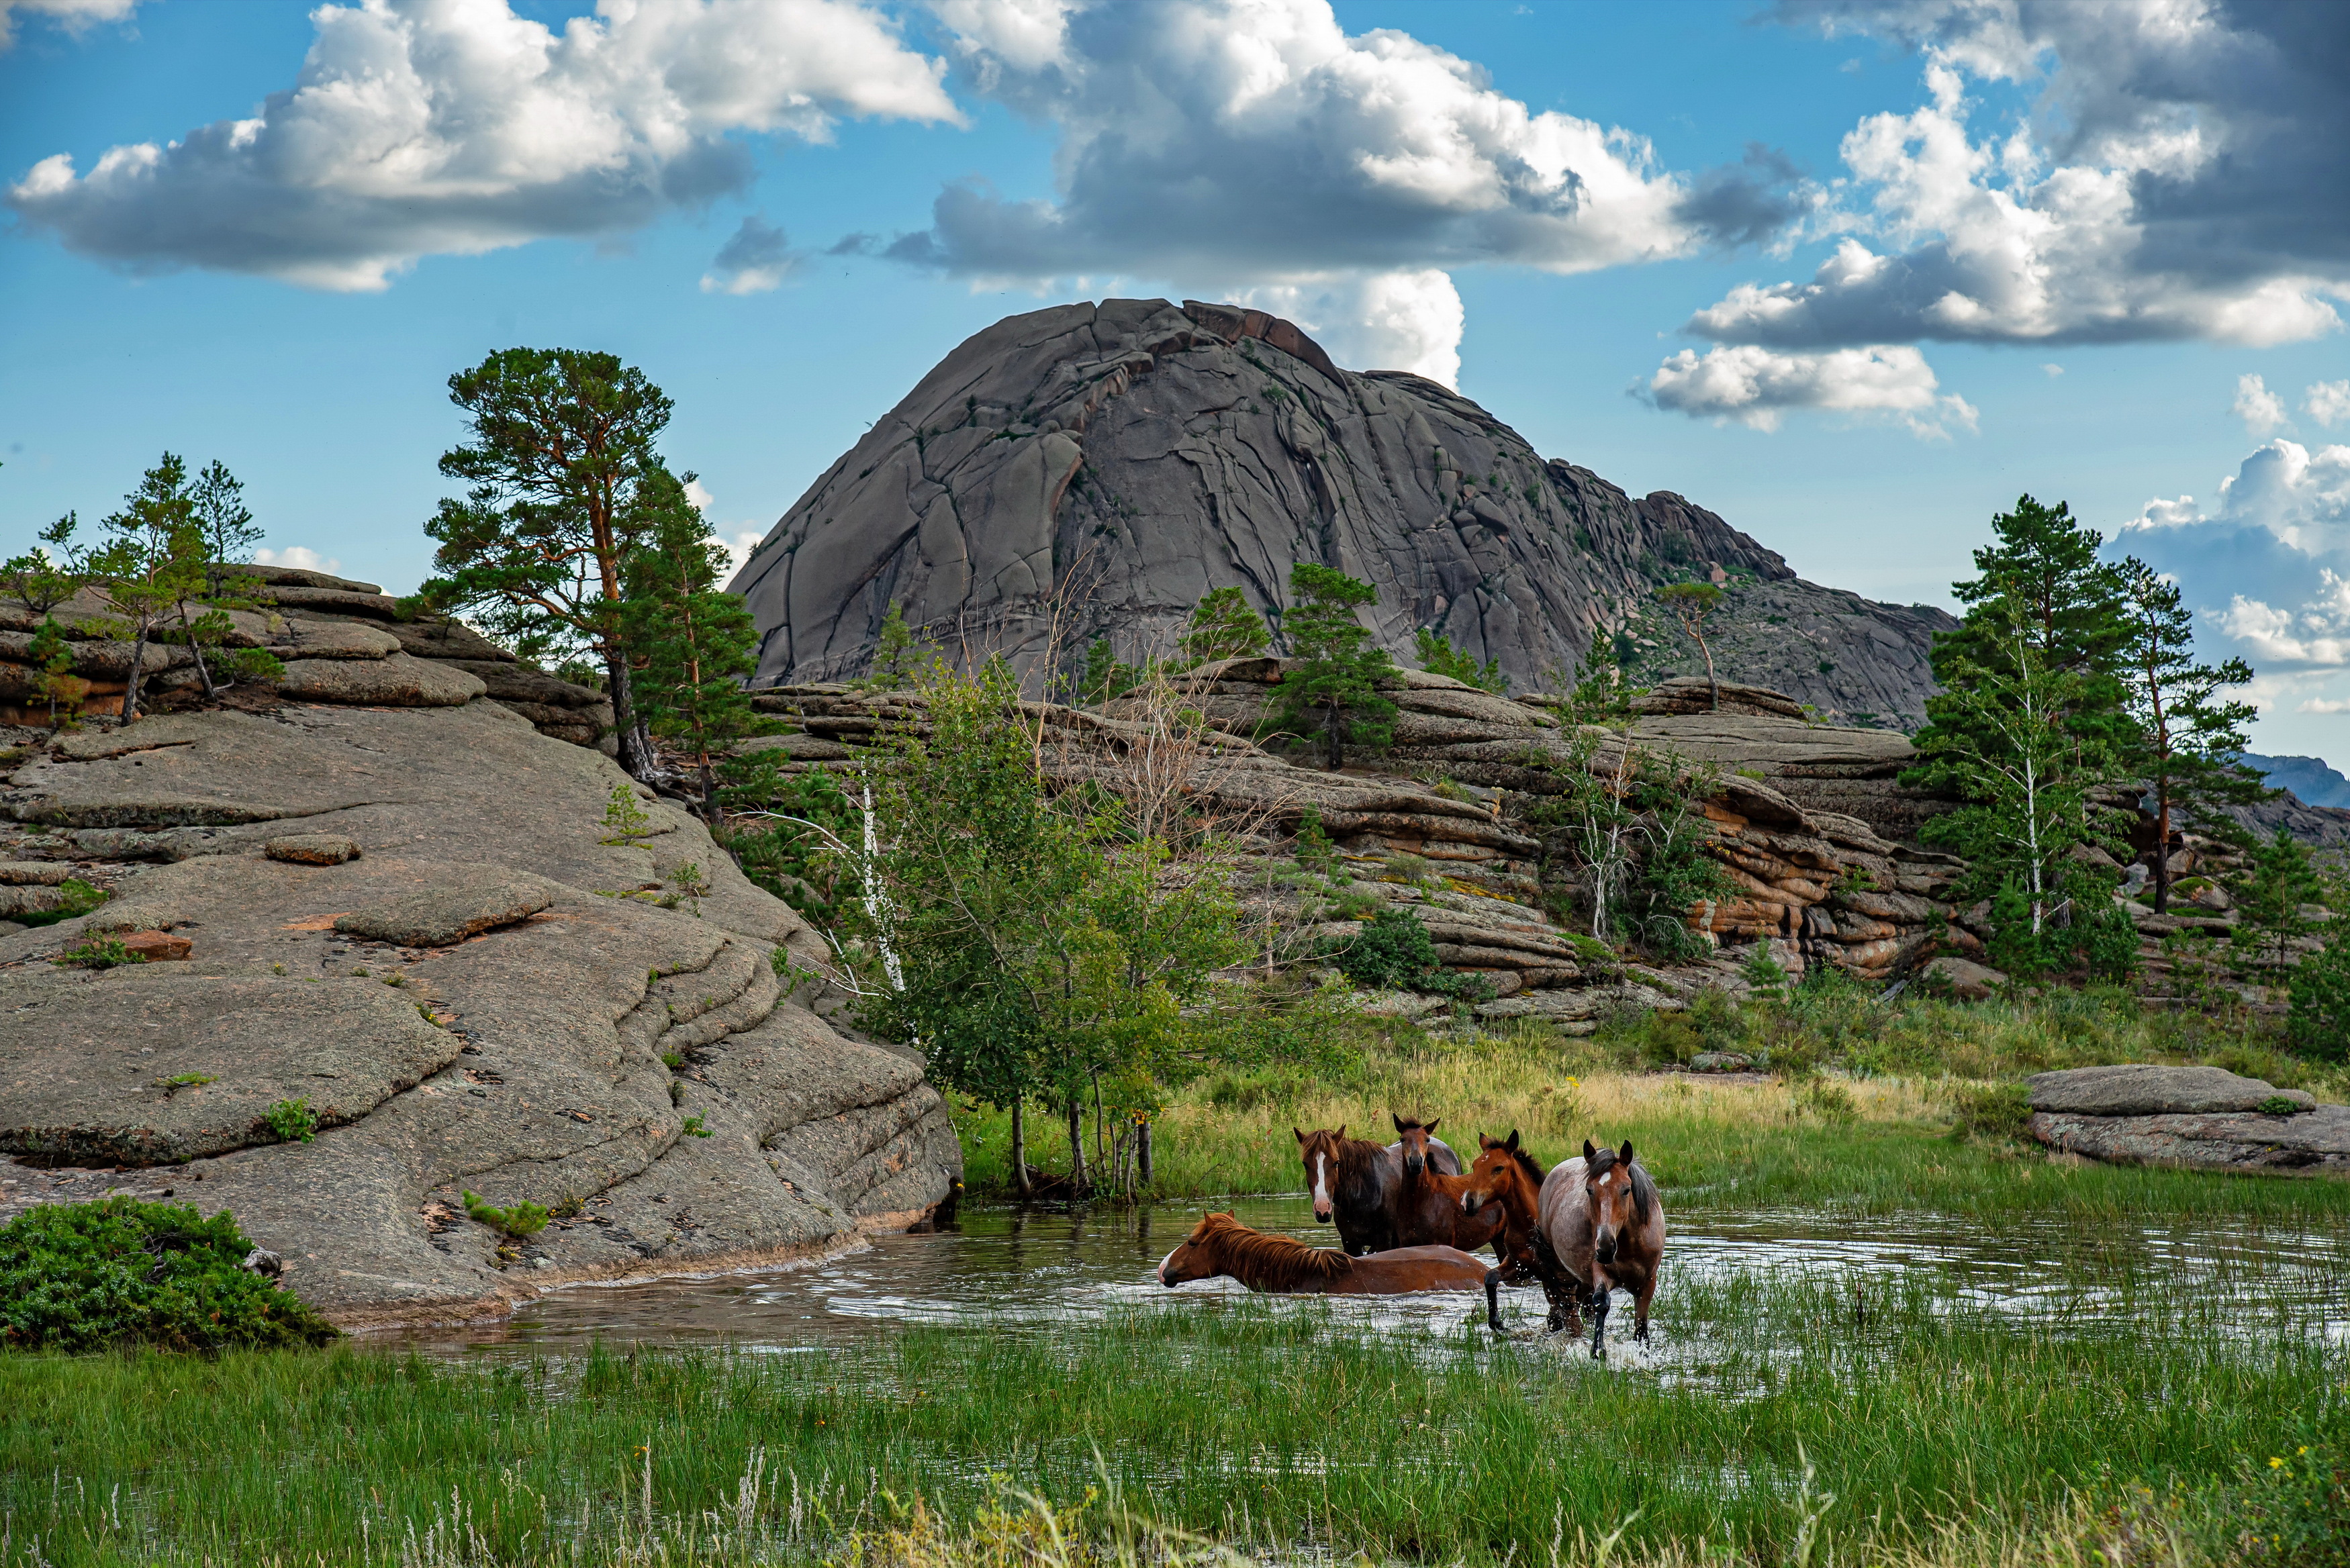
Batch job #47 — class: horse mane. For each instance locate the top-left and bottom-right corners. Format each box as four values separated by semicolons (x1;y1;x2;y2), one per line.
1198;1214;1354;1289
1505;1144;1546;1191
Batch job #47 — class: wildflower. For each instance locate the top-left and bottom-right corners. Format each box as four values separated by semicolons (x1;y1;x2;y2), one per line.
2269;1457;2284;1469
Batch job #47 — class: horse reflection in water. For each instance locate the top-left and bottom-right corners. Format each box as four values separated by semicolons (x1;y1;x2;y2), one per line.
1156;1213;1490;1295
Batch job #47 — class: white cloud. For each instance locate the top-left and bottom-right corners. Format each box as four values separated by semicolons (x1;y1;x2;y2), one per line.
6;0;959;289
896;0;1769;284
2222;574;2350;668
0;0;137;50
2040;362;2062;377
682;476;715;511
1644;341;1977;436
2306;379;2350;428
1230;268;1464;385
2300;697;2350;715
254;545;342;574
2234;373;2289;437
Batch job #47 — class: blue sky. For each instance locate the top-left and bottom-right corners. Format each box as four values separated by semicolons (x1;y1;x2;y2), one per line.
4;0;2348;761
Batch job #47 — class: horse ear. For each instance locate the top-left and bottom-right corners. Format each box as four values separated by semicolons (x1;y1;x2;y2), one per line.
1505;1129;1520;1152
1619;1139;1635;1165
1392;1112;1407;1134
1424;1117;1440;1136
1335;1124;1346;1142
1479;1134;1500;1150
1583;1139;1598;1162
1293;1127;1307;1145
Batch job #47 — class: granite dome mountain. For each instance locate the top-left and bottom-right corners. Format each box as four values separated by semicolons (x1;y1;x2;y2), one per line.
732;299;1954;726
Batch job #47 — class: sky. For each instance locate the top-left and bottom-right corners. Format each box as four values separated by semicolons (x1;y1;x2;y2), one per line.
3;0;2348;762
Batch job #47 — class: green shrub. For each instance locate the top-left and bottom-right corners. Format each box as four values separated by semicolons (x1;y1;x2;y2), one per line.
460;1191;549;1238
2238;1424;2350;1567
1948;1081;2032;1140
2287;922;2350;1062
0;1197;337;1353
263;1099;317;1143
13;877;107;929
52;936;141;970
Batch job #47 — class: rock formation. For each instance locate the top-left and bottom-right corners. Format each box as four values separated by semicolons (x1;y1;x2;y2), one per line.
729;299;1956;728
2026;1065;2347;1178
0;660;960;1327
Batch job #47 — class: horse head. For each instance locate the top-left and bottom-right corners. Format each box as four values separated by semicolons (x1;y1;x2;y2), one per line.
1460;1130;1527;1217
1158;1212;1235;1287
1582;1138;1644;1266
1295;1126;1348;1222
1393;1113;1441;1178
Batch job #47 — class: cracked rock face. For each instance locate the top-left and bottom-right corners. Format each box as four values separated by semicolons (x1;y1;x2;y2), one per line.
0;699;960;1326
731;298;1954;726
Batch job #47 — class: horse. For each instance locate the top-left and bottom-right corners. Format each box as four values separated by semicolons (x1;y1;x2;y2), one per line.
1528;1139;1666;1358
1292;1118;1463;1255
1393;1116;1507;1257
1156;1212;1491;1295
1451;1131;1568;1322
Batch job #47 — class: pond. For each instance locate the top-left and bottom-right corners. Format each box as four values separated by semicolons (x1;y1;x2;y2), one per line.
405;1193;2350;1371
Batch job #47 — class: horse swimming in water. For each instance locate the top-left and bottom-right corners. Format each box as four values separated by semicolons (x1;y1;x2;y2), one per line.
1156;1212;1491;1295
1292;1119;1462;1255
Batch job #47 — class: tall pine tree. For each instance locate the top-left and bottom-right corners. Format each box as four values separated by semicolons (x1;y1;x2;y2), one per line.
1272;563;1396;769
621;467;763;818
2115;558;2267;912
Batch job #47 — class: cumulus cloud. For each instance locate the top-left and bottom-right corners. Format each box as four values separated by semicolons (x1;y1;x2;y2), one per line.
1644;341;1977;436
1738;3;2350;350
6;0;959;290
700;214;795;294
2235;373;2289;437
1228;269;1464;385
254;545;342;574
2120;438;2350;672
0;0;137;49
1649;3;2350;434
2308;380;2350;429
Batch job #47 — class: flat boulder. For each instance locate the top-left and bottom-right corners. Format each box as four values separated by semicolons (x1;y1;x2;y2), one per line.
266;834;362;867
2026;1064;2317;1116
0;969;462;1165
334;875;554;947
277;652;487;707
1924;956;2006;1001
2030;1104;2350;1179
0;862;73;886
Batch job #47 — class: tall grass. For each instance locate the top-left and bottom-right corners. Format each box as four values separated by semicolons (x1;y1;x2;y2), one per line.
2;1269;2341;1567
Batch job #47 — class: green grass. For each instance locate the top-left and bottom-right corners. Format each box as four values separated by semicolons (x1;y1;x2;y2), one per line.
1;1273;2341;1567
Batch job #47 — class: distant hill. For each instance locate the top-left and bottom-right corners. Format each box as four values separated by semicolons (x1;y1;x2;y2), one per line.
2240;752;2350;810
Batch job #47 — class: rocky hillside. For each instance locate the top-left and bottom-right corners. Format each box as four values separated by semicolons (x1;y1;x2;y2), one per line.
0;592;959;1328
730;299;1955;728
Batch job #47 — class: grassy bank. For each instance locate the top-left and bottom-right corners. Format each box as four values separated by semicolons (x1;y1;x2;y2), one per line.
955;991;2350;1227
3;1278;2342;1567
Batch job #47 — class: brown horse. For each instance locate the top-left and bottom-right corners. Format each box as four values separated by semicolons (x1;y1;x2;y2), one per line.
1532;1139;1666;1357
1156;1212;1490;1295
1393;1116;1506;1257
1292;1120;1462;1255
1452;1131;1564;1320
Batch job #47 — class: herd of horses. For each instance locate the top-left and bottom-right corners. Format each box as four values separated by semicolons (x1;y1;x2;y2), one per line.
1154;1117;1666;1358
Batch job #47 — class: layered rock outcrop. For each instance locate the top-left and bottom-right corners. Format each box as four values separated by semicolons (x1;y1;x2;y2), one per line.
0;687;960;1326
0;566;615;750
2026;1065;2347;1178
730;299;1955;726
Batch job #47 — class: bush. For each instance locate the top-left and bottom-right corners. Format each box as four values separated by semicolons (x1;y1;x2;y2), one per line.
52;936;142;970
263;1098;317;1143
0;1197;337;1353
2287;923;2350;1063
1948;1081;2032;1140
1325;908;1492;1003
461;1190;549;1238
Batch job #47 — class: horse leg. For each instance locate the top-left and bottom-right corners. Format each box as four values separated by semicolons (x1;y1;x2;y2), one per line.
1634;1269;1657;1344
1483;1268;1506;1333
1589;1285;1611;1360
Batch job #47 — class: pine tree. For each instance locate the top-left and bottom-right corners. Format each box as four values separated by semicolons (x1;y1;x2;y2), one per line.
1413;628;1508;693
1272;564;1397;769
1654;581;1725;711
1555;626;1632;727
420;348;675;779
2115;558;2268;912
89;454;205;723
1177;587;1270;666
861;602;921;691
2233;828;2326;973
1079;636;1140;705
189;460;265;597
621;468;764;817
